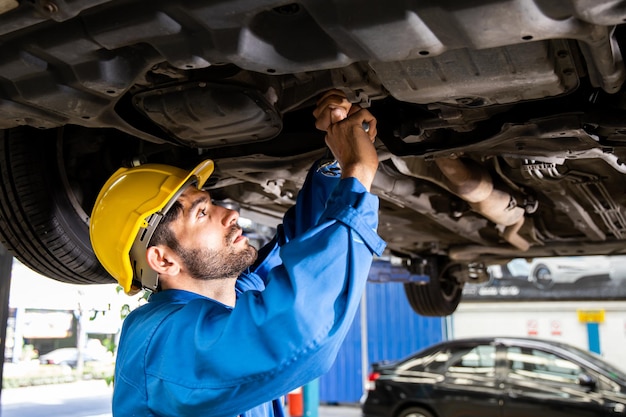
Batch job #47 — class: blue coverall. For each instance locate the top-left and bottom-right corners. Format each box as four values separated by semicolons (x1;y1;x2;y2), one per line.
112;162;386;417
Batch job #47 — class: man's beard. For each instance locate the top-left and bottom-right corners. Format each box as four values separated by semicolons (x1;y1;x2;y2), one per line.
176;226;258;280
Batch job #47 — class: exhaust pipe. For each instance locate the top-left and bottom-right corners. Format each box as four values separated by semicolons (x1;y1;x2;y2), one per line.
435;157;530;251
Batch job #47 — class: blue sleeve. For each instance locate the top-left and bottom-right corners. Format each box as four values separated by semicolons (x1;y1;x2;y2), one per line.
280;161;342;241
144;177;386;417
240;160;342;290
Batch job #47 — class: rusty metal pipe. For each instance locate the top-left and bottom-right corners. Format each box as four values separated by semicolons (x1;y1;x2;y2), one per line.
434;157;493;203
435;157;529;250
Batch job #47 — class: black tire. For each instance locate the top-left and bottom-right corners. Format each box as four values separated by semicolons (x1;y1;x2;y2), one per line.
0;127;114;284
397;406;435;417
404;261;463;316
530;263;554;289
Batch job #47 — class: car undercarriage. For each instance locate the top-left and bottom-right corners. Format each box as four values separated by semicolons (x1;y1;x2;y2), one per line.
1;0;626;315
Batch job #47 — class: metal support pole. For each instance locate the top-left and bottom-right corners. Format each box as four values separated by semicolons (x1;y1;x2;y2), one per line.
303;379;319;417
360;288;368;395
577;310;603;355
0;246;14;401
586;322;601;354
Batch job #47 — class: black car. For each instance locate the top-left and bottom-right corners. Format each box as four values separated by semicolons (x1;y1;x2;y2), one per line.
3;2;626;316
362;337;626;417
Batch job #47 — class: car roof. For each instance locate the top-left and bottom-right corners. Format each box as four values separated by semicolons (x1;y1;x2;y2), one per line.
392;336;626;381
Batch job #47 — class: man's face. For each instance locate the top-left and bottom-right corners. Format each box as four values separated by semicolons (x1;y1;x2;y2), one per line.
166;186;258;280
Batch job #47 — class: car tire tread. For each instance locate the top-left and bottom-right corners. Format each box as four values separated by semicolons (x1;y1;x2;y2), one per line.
0;128;113;284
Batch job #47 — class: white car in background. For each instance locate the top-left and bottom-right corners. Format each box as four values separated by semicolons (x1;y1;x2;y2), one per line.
527;256;612;289
608;255;626;281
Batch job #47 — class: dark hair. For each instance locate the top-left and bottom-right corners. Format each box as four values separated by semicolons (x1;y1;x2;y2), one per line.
149;200;183;251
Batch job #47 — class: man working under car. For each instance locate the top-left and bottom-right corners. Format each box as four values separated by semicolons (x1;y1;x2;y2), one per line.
89;90;386;417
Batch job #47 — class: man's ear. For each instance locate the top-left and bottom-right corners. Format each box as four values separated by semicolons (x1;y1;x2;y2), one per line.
146;246;181;277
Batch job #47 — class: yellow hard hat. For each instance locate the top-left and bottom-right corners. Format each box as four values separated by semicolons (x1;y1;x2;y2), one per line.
89;160;214;294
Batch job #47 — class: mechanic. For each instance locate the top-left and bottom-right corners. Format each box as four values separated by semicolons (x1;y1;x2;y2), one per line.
89;90;386;417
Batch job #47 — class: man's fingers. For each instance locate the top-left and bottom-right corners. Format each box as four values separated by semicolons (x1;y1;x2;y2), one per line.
347;108;377;141
366;118;377;141
330;107;348;123
313;90;372;135
347;105;362;117
316;89;347;105
313;90;353;132
313;97;350;118
314;90;379;190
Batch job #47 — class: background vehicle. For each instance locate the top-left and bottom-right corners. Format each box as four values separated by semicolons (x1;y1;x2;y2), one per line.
527;256;612;289
1;1;626;316
609;255;626;280
39;347;113;368
362;337;626;417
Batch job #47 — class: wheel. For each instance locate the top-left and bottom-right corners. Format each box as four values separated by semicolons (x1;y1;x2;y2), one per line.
0;127;114;284
397;406;435;417
404;260;463;316
530;263;554;289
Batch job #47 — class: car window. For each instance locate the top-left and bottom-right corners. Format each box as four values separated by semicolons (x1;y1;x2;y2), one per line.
558;341;626;383
506;258;531;277
425;344;495;376
506;346;583;385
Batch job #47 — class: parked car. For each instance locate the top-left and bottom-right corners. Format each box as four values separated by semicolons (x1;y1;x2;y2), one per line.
2;1;626;315
362;337;626;417
39;347;113;368
526;256;612;289
485;257;529;281
609;255;626;281
478;255;614;288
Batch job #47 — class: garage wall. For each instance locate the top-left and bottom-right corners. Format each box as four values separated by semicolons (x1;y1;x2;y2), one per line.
451;300;626;371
